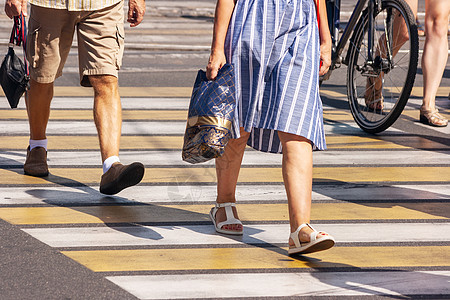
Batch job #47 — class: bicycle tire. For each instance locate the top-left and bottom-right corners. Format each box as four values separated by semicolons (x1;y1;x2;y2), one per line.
346;0;419;133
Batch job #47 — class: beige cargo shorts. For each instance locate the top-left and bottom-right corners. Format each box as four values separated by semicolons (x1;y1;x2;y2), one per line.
26;1;125;87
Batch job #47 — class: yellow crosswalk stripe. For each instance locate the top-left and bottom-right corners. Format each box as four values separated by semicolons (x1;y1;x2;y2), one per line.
0;136;447;150
0;202;446;225
1;86;448;97
0;166;448;185
0;136;183;150
0;109;372;122
0;110;189;121
62;246;450;272
124;29;212;35
1;109;444;121
55;87;194;97
0;109;353;121
324;86;449;99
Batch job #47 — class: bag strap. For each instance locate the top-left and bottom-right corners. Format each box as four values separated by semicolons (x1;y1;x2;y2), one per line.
9;13;29;77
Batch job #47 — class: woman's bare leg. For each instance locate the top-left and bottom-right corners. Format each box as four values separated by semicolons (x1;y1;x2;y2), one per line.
277;132;329;245
422;0;450;111
214;127;250;232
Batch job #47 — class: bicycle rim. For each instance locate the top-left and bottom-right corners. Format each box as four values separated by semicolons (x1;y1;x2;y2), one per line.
347;0;418;133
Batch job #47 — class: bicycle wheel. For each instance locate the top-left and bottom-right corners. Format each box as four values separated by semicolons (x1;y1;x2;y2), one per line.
346;0;418;133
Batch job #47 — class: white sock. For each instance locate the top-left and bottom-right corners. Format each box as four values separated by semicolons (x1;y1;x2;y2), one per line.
29;139;48;151
103;156;120;174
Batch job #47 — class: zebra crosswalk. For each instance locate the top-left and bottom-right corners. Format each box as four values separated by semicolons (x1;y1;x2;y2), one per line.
0;87;449;299
0;0;449;296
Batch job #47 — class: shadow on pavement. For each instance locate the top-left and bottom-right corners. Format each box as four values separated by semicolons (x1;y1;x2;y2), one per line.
312;179;449;220
321;84;450;154
292;256;450;298
0;151;448;256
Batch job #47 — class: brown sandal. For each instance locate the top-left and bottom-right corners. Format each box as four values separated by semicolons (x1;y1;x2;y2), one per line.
420;108;448;127
365;76;384;111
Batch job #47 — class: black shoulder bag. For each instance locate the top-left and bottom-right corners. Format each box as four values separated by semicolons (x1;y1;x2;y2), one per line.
0;14;30;109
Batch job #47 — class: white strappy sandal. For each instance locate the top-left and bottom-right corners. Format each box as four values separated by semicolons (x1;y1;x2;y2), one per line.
288;223;335;255
209;202;243;235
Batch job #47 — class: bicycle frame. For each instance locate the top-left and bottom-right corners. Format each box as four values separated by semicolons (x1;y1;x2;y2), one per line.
321;0;419;133
322;0;383;81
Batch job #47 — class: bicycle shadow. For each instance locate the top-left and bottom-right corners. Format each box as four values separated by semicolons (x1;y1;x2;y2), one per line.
312;178;449;220
320;83;450;153
317;85;450;220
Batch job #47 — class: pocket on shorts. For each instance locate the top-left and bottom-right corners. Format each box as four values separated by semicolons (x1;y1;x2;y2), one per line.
27;17;41;69
115;24;125;69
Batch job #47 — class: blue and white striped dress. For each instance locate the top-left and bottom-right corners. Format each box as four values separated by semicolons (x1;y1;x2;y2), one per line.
225;0;326;152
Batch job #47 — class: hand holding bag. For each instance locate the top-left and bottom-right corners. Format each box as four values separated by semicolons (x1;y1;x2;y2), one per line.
182;64;236;164
0;14;30;109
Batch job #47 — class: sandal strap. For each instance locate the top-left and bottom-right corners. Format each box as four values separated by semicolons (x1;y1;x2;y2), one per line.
370;98;383;104
213;202;242;229
422;109;445;119
215;202;236;208
420;107;436;113
289;223;317;248
420;107;443;115
420;108;448;126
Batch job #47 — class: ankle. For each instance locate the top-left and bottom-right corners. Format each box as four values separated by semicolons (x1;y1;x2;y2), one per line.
216;197;236;204
420;104;435;112
290;220;311;233
103;156;120;173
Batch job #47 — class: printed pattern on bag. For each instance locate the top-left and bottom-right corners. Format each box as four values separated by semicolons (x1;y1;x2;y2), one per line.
182;64;236;164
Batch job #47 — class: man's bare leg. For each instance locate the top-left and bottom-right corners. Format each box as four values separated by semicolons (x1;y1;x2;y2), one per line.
23;79;53;177
89;75;144;194
26;79;53;140
89;75;122;162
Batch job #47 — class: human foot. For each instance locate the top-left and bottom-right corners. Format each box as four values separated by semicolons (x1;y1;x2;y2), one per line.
100;162;145;195
365;76;384;111
288;223;335;255
24;146;49;177
419;107;448;127
209;202;243;235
